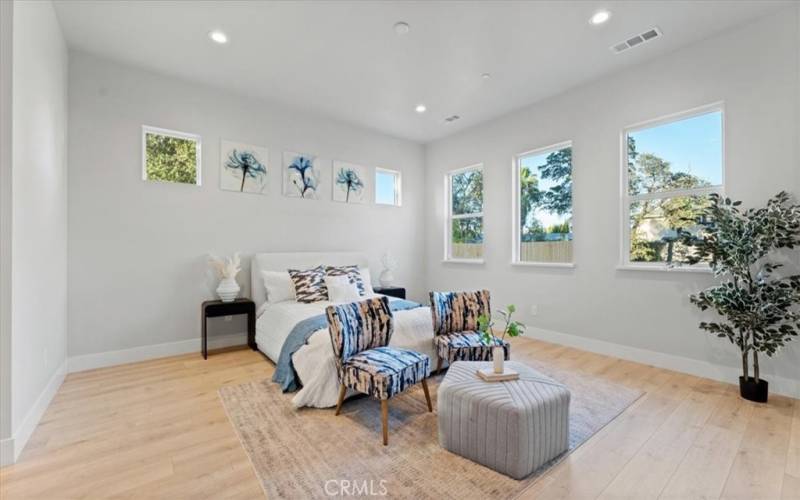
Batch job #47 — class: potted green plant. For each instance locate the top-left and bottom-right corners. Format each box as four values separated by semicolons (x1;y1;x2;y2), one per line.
478;304;526;374
678;192;800;402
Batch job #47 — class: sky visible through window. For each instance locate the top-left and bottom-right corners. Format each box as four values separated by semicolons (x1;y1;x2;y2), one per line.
520;152;568;229
376;170;397;204
630;111;722;187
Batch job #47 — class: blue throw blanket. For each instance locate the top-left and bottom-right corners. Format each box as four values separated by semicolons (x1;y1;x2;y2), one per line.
272;299;424;392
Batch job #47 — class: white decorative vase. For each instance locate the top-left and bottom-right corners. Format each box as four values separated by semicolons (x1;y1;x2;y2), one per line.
379;269;395;287
216;277;240;302
493;346;505;374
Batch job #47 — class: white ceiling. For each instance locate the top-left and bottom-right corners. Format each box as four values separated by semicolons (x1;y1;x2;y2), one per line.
53;0;790;143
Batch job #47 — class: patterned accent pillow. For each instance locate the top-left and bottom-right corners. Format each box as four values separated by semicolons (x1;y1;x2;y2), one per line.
288;266;328;303
325;265;366;296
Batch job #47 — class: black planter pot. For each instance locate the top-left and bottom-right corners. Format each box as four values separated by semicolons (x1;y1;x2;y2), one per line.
739;376;768;403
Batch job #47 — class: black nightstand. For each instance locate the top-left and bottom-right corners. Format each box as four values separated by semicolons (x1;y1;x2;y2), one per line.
201;298;256;359
374;287;406;300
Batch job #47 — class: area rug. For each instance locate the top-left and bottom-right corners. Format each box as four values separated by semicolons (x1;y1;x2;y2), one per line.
219;360;643;499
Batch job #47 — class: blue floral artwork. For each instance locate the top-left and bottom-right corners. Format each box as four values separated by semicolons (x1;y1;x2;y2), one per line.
283;151;321;199
220;140;268;194
332;161;368;204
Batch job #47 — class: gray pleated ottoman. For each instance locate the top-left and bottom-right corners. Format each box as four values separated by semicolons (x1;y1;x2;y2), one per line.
437;360;570;479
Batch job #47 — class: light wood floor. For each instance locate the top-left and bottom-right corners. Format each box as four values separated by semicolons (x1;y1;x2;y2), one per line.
1;338;797;499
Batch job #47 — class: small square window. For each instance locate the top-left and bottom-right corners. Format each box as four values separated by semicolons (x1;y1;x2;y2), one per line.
142;126;201;185
375;168;401;206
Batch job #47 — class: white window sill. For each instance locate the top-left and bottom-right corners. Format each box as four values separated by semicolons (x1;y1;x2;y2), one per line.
616;263;712;274
511;261;575;269
442;258;485;265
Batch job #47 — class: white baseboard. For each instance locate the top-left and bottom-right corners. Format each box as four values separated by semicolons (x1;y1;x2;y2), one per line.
1;334;247;466
3;327;795;467
67;333;248;373
526;326;800;399
0;359;67;467
0;436;12;467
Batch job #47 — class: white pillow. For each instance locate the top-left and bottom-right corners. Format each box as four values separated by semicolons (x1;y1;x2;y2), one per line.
261;270;296;303
358;267;375;296
324;275;361;303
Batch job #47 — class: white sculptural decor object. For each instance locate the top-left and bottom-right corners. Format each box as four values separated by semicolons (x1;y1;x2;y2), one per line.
209;252;241;302
379;251;397;287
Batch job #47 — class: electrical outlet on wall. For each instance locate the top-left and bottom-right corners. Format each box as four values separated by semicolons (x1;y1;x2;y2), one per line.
529;304;538;316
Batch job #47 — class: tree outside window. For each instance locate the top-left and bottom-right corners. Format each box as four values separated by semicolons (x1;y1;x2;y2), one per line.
624;108;723;265
447;166;483;260
515;143;573;264
142;126;201;185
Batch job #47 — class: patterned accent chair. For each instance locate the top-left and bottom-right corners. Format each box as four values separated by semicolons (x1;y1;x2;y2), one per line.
429;289;510;372
326;296;432;445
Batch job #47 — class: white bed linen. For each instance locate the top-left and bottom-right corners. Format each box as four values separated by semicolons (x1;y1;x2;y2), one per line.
255;296;437;408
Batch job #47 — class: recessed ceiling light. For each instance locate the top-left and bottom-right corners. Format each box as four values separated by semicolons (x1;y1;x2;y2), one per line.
589;10;611;25
209;30;228;44
415;104;427;113
481;73;491;80
394;22;410;35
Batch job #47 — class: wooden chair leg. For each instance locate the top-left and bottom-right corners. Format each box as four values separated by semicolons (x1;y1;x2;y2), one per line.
335;384;346;416
381;399;389;446
421;379;433;412
436;356;443;373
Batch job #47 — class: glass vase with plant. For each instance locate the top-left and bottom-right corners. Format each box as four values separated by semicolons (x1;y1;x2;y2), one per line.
478;305;526;374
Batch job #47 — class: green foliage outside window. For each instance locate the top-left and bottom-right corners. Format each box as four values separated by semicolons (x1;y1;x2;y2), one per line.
519;147;572;243
452;217;483;245
627;136;711;263
451;169;483;245
451;170;483;215
145;131;198;184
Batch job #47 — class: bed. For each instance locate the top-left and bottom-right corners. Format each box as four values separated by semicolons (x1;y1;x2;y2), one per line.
251;252;437;408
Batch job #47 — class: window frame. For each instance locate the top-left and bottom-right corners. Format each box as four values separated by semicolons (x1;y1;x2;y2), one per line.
619;102;725;271
141;125;202;186
511;140;574;268
444;163;485;264
374;167;402;206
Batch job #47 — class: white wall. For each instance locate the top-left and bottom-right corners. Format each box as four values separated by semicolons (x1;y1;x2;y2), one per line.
424;8;800;395
5;0;69;464
67;52;425;361
0;0;14;464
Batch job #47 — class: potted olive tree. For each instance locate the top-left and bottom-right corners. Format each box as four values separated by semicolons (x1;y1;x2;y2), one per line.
679;192;800;402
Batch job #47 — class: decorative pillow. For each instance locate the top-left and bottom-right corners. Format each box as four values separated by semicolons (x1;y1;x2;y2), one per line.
288;266;328;303
324;275;361;303
325;265;366;296
357;267;375;296
261;270;296;303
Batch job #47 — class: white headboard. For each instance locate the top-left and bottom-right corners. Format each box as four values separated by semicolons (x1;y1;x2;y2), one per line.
250;252;369;310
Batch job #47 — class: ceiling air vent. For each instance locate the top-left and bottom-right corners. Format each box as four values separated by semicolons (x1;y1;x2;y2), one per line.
444;115;460;123
611;27;662;54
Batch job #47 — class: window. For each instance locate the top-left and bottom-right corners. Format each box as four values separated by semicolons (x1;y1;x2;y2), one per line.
622;104;724;267
142;126;201;185
445;165;483;261
375;168;401;206
513;142;573;265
